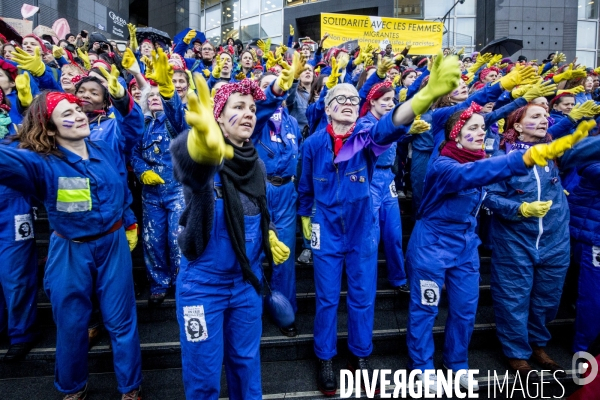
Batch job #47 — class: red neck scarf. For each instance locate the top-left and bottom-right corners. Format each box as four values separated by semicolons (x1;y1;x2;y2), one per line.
327;123;355;156
440;141;485;164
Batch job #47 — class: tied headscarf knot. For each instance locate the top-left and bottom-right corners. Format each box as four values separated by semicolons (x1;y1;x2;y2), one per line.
449;102;482;140
213;78;266;119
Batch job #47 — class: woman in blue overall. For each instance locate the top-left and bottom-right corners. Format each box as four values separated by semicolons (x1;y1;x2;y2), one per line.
0;89;39;362
483;104;600;378
255;63;304;337
298;53;462;397
131;52;188;305
357;81;427;293
172;75;291;399
406;101;590;396
0;92;142;400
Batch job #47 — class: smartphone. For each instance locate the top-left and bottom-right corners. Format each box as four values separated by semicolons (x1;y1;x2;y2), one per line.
80;30;88;39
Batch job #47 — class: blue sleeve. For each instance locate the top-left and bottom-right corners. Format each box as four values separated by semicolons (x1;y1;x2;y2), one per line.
483;176;523;221
358;71;385;106
430;149;529;195
493;90;515;110
559;136;600;171
287;80;299;110
287;35;294;48
406;70;429;101
174;41;189;58
308;52;322;67
254;81;287;133
484;97;527;126
0;146;45;198
161;93;188;134
111;94;144;158
541;62;553;75
56;57;68;67
297;138;314;216
33;67;63;91
130;136;150;178
308;86;328;134
548;115;577;139
370;104;410;145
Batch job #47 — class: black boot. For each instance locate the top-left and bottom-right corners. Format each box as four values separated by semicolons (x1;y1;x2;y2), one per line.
3;341;36;362
317;358;336;396
347;354;380;395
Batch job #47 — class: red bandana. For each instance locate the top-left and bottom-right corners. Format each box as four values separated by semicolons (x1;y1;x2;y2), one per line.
46;92;82;118
213;78;266;119
327;123;356;156
440;141;485;163
449;102;482;140
480;66;500;82
0;59;18;80
0;89;10;112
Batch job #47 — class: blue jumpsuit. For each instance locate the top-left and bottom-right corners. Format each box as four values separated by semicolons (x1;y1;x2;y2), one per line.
253;105;301;313
298;106;408;360
406;150;530;371
483;137;600;360
567;159;600;352
0;139;142;395
358;111;407;287
172;137;267;400
0;137;38;347
131;95;186;296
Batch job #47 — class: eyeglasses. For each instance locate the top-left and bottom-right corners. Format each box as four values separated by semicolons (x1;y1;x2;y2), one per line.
328;95;360;106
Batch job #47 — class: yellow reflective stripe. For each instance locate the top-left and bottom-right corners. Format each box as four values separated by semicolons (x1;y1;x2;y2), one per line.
56;177;92;212
57;188;92;204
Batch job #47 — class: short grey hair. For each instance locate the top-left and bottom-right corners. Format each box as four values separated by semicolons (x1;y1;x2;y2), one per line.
324;83;359;107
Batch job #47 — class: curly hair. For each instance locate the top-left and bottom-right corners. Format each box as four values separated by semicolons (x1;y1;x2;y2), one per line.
16;93;63;157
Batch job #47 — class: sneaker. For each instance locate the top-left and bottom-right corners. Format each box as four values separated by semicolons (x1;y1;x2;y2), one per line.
297;249;312;264
415;371;443;396
63;384;88;400
317;358;336;396
121;386;142;400
279;324;298;337
347;355;380;395
443;365;479;392
148;292;166;307
395;284;410;294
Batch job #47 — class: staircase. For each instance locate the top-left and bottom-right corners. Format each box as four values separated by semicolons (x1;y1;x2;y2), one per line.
0;199;582;399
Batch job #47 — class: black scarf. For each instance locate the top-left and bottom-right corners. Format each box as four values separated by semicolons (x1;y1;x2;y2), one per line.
220;139;272;292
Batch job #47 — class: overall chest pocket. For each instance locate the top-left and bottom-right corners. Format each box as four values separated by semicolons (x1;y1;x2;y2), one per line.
440;189;481;221
141;133;169;162
56;177;92;213
344;165;370;203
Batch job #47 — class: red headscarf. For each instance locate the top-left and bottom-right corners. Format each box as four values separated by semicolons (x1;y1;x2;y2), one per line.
46;92;82;118
359;81;393;117
480;66;500;82
0;59;18;80
212;79;266;119
449;102;483;140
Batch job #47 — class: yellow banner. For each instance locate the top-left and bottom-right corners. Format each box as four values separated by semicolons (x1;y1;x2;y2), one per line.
320;13;443;55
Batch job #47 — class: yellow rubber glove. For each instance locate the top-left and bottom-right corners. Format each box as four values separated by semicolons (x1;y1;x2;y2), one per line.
398;88;407;102
519;201;553;218
569;100;597;121
77;48;91;70
376;54;395;79
487;54;503;68
337;52;350;70
98;65;125;99
530;59;538;64
498;63;509;70
146;49;175;98
522;80;558;102
275;58;294;92
392;74;401;89
125;224;138;252
497;118;505;133
212;56;224;79
464;72;475;85
325;57;342;89
456;47;465;56
551;52;566;65
235;71;245;81
275;44;288;58
52;45;65;59
269;230;290;265
523;120;595;167
408;119;431;134
394;53;405;64
557;85;585;96
121;48;140;74
186;73;234;165
364;54;374;67
468;53;492;74
186;70;196;91
352;51;366;66
289;25;294;36
497;65;536;91
127;23;138;52
301;216;311;240
256;38;272;58
15;73;33;107
553;64;587;83
410;51;461;116
140;170;165;185
250;48;258;63
203;68;210;78
265;53;282;70
183;29;196;45
511;84;532;99
11;47;45;77
292;52;307;79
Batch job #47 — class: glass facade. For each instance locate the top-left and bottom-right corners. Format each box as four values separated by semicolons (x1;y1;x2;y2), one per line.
576;0;599;67
423;0;476;53
192;0;284;47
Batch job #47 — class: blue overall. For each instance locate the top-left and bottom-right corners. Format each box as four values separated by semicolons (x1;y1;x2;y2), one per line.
253;106;301;313
568;162;600;352
298;106;408;360
359;111;406;287
131;110;186;296
0;139;142;394
176;173;263;400
0;142;37;346
483;137;600;360
409;110;433;213
406;150;529;371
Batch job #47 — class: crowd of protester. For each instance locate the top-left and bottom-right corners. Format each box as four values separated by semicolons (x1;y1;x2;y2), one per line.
0;19;599;400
